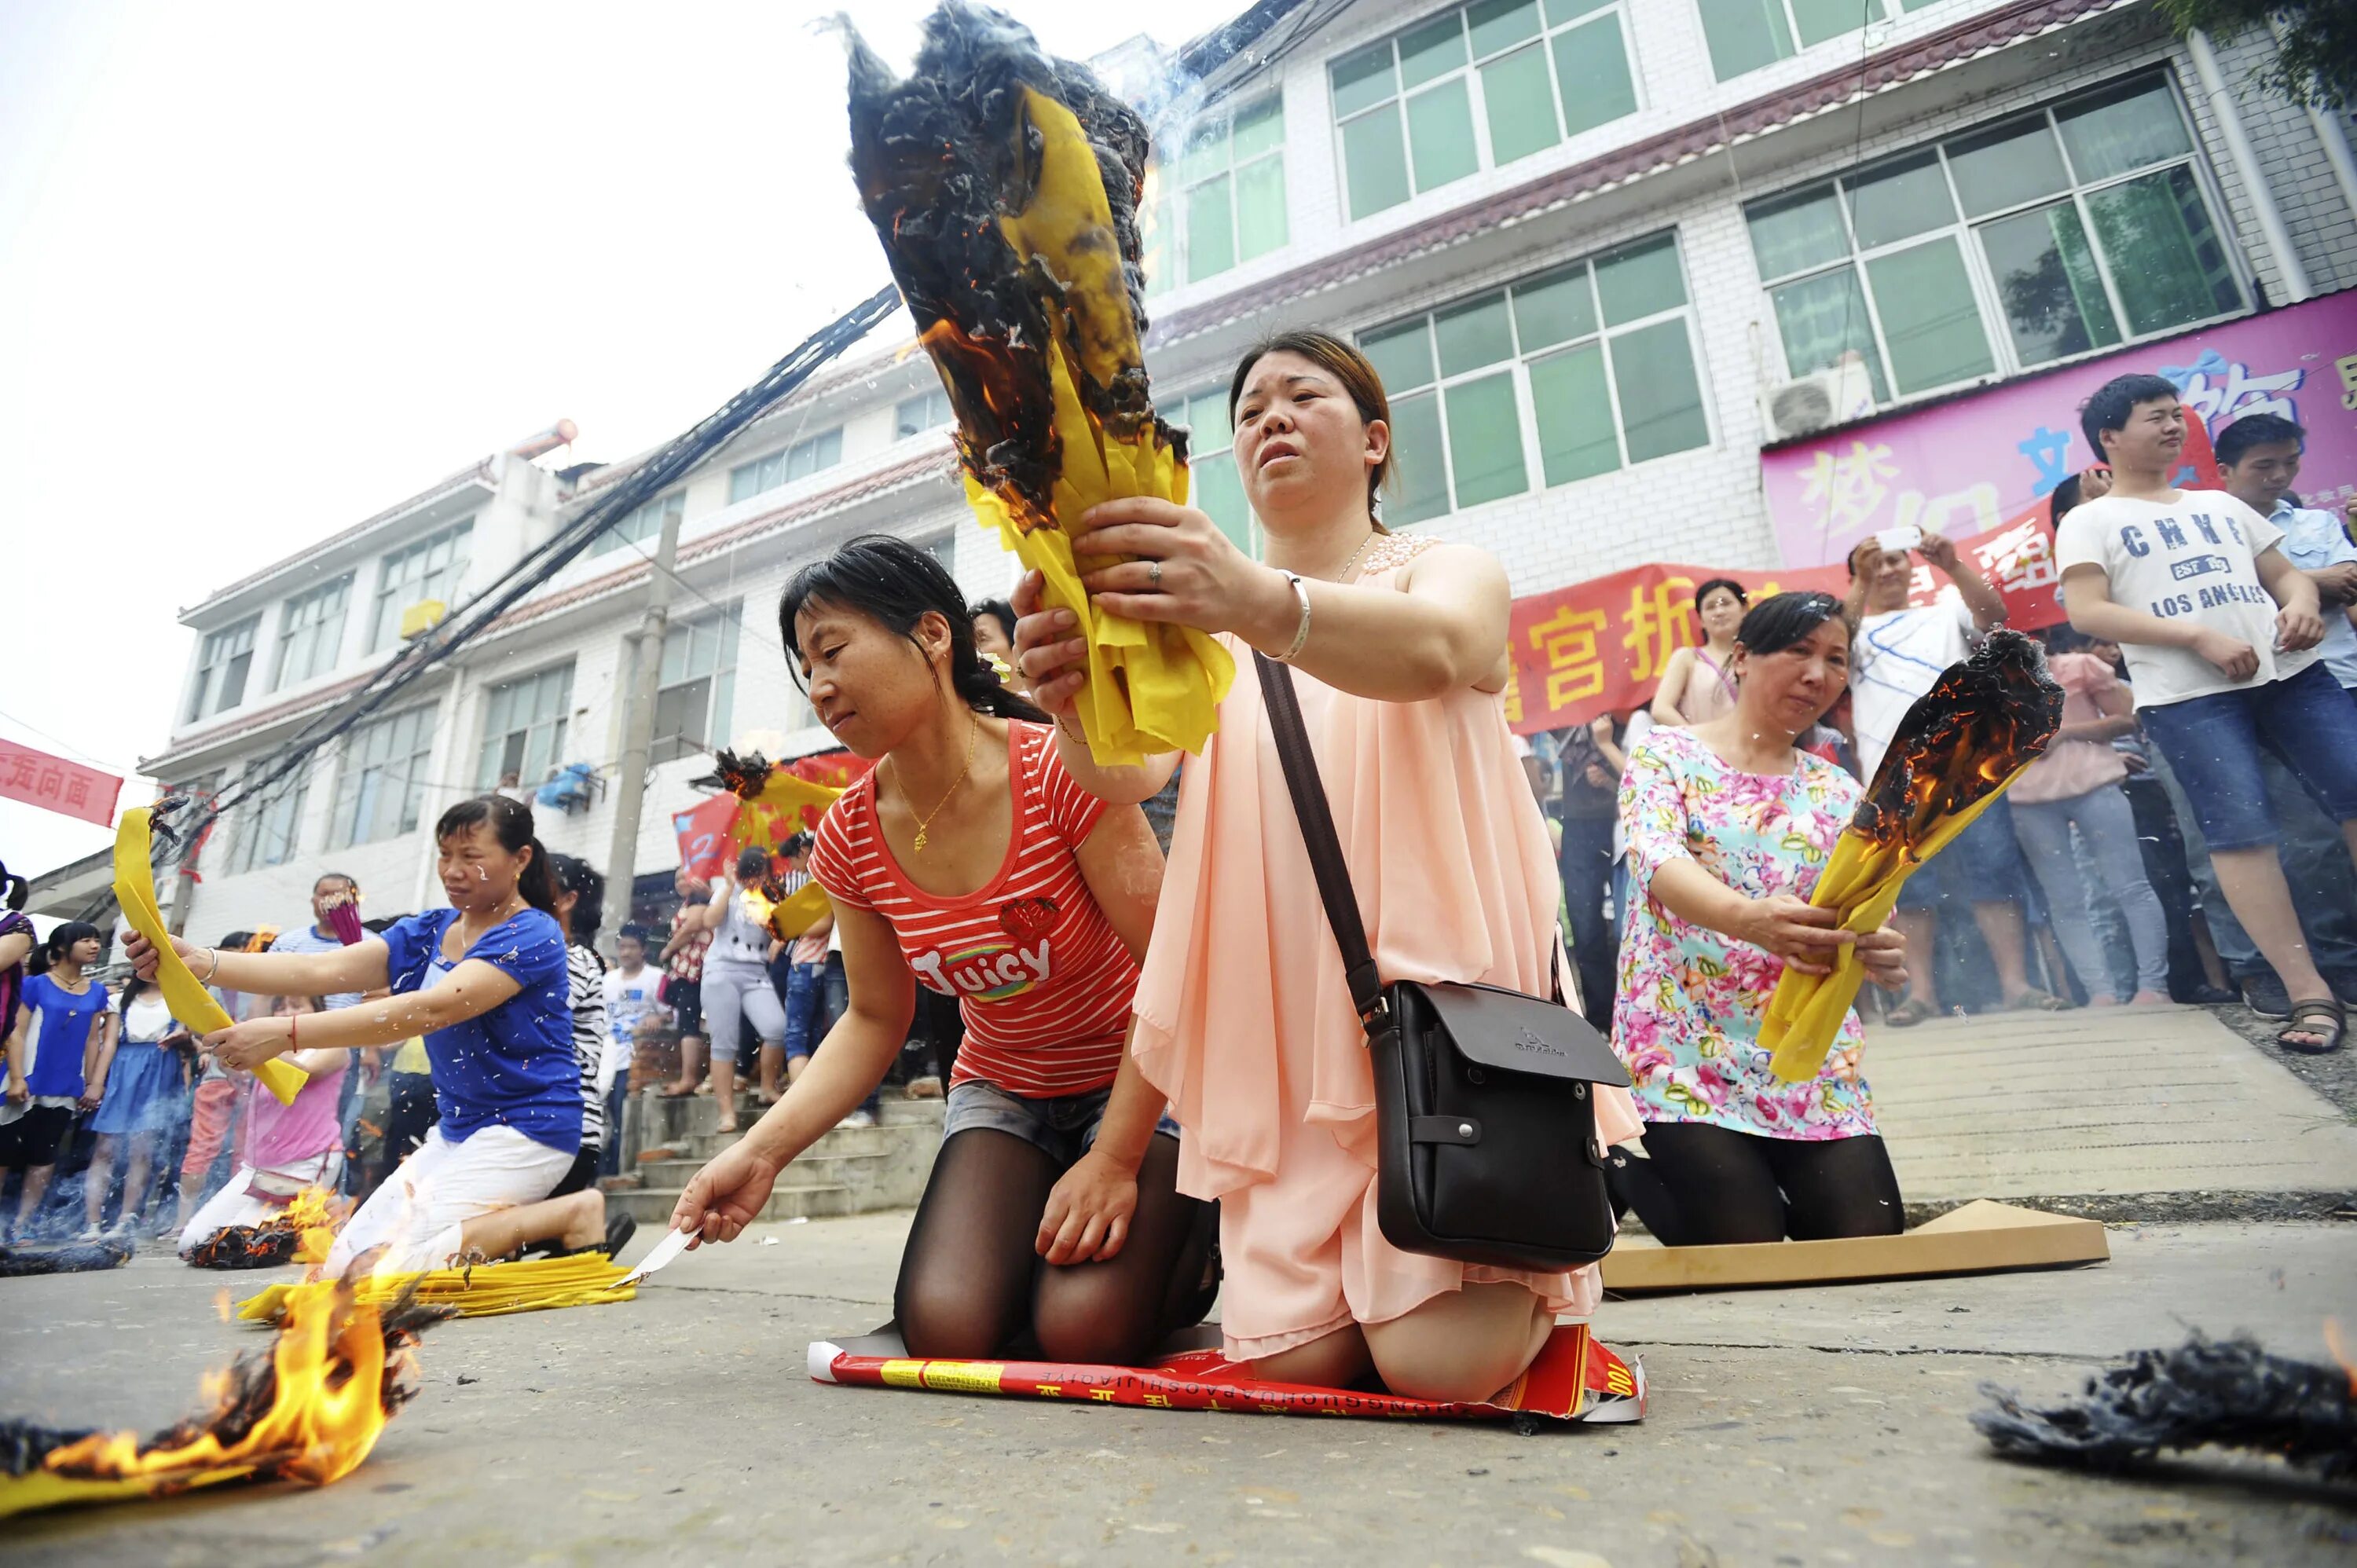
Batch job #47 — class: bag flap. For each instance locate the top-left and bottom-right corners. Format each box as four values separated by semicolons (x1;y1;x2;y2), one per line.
1413;982;1632;1089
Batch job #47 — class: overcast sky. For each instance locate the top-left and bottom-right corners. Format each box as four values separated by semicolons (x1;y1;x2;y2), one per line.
0;0;1247;885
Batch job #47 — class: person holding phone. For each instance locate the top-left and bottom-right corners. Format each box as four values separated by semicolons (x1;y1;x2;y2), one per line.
1843;524;2065;1023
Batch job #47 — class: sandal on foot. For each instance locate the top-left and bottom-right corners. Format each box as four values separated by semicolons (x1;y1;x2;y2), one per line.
1885;998;1936;1028
2278;998;2345;1054
2007;988;2073;1012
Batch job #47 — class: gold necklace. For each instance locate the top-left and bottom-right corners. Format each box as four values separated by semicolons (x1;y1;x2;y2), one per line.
893;715;979;855
1329;529;1377;582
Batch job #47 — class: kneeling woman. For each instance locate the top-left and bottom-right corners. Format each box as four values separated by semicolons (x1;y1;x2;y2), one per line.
1608;592;1912;1244
673;537;1205;1366
1013;332;1644;1403
128;796;605;1273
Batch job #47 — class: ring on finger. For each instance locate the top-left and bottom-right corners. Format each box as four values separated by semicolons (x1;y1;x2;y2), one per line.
1147;560;1163;589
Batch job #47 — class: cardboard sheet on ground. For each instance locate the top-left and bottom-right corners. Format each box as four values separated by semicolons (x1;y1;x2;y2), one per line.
239;1254;637;1323
1600;1200;2109;1295
808;1322;1644;1424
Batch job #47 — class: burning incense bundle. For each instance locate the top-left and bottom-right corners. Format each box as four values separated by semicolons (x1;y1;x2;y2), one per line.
1762;630;2062;1081
1975;1332;2357;1481
114;804;306;1107
845;2;1234;765
239;1252;640;1324
0;1281;444;1518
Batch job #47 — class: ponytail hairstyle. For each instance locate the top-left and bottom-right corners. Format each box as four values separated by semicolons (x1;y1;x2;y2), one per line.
434;794;559;915
548;853;607;948
119;975;156;1014
778;535;1051;724
0;859;27;913
34;920;103;976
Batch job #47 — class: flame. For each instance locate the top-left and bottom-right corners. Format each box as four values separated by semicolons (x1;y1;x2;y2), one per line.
282;1186;339;1267
0;1281;438;1518
2326;1318;2355;1398
183;1185;344;1271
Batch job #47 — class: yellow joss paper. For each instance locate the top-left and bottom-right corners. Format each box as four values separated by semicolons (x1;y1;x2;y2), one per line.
113;808;305;1107
963;87;1234;768
239;1255;638;1324
1759;778;2021;1084
733;769;843;852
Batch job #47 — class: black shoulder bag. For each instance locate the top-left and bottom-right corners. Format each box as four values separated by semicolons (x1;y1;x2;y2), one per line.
1255;653;1631;1273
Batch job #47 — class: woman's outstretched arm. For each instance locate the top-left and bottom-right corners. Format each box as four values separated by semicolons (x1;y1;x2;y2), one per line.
123;930;390;1002
196;957;522;1070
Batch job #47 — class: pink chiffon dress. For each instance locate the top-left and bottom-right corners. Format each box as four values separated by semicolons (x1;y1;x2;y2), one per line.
1131;533;1644;1361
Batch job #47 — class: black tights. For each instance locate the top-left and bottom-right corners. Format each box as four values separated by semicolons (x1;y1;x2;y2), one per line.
894;1129;1211;1366
1607;1123;1904;1246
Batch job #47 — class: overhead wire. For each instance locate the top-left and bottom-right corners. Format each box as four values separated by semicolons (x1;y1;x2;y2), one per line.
137;281;903;885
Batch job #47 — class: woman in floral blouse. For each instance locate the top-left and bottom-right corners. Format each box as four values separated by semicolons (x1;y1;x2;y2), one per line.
1608;592;1912;1245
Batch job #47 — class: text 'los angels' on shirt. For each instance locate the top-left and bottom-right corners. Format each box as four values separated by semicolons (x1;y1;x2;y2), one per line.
2056;489;2317;709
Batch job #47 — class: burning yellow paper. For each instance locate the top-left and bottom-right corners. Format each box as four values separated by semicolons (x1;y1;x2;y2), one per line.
848;10;1234;768
113;808;305;1107
1761;632;2062;1083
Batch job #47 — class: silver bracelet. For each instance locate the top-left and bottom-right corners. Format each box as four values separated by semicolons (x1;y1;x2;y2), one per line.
1273;571;1312;664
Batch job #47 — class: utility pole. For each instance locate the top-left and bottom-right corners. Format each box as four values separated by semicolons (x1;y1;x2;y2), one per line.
603;502;687;928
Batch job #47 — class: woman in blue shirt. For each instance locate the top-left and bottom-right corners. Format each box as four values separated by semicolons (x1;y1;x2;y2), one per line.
2;922;112;1239
127;796;611;1273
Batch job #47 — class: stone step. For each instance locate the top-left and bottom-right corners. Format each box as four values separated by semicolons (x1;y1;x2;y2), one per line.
621;1090;945;1145
667;1120;927;1161
636;1149;890;1192
610;1183;860;1225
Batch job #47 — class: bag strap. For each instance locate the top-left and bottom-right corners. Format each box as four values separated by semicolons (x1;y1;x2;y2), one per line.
1253;653;1388;1028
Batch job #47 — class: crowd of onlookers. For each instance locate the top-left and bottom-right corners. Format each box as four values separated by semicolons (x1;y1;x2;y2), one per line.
1534;385;2357;1055
0;836;954;1250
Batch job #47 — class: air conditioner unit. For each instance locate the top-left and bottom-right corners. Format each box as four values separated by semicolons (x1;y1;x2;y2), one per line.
1758;358;1877;442
398;599;449;641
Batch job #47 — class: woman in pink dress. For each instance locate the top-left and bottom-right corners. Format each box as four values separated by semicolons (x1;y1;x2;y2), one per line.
1014;331;1643;1402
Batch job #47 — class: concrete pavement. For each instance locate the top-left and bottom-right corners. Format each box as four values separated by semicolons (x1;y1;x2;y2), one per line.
5;1212;2354;1566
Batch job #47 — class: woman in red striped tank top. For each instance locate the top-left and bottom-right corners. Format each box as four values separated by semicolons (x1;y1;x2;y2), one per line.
672;537;1211;1365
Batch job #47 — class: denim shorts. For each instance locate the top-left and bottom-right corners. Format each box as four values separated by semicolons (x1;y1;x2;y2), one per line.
941;1079;1180;1168
1897;791;2029;911
2139;662;2357;852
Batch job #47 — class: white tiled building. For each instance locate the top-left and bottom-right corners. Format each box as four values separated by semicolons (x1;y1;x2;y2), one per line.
137;0;2355;942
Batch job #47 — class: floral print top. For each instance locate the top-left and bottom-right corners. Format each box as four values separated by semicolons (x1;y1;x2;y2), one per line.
1611;725;1876;1141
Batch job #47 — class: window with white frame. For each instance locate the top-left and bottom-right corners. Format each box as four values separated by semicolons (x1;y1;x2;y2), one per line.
1696;0;1944;82
591;490;684;557
652;604;739;765
1170;387;1255;552
895;389;953;438
1328;0;1640;222
185;616;260;722
271;573;352;691
329;704;436;848
1356;232;1710;524
224;760;308;875
728;430;842;504
1747;75;2244;404
1146;96;1288;292
476;662;574;792
368;520;473;650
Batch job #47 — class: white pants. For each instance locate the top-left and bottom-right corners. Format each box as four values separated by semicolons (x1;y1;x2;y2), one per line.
324;1124;574;1277
178;1149;345;1256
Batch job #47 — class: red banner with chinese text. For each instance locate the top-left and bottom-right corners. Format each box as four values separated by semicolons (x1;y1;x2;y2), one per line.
0;738;123;828
1504;507;2070;735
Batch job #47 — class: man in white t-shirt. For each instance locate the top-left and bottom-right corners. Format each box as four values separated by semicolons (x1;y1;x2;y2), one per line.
1843;527;2058;1023
2058;373;2355;1053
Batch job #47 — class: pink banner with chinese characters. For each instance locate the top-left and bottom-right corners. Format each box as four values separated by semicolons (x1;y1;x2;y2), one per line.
1761;292;2357;568
0;738;123;828
1504;510;2065;735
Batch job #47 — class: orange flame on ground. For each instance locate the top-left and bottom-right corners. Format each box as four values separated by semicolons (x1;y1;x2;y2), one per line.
0;1280;426;1517
2326;1317;2355;1398
281;1185;339;1267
